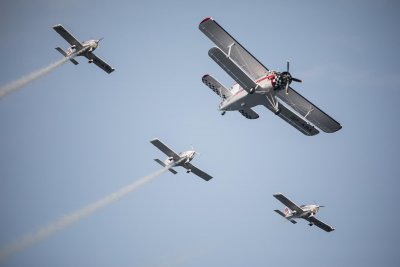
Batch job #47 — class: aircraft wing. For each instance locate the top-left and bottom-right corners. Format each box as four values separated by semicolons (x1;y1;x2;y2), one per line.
306;216;335;232
273;193;304;214
209;47;257;94
53;24;83;50
184;163;213;181
276;87;341;133
272;103;319;136
199;17;269;81
85;53;115;74
150;139;180;161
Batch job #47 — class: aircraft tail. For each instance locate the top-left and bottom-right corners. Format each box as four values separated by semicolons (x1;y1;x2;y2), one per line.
274;209;287;218
154;159;177;174
274;209;297;224
55;47;79;65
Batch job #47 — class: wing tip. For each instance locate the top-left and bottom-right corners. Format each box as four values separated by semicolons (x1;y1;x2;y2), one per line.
150;138;160;143
200;17;213;25
202;74;210;80
53;24;63;29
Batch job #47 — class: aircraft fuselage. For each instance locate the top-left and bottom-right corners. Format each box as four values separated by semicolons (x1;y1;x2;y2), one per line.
218;72;282;112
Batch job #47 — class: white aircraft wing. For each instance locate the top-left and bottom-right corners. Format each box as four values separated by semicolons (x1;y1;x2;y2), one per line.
276;87;341;133
209;47;257;94
199;17;269;81
273;193;304;214
53;24;83;50
202;74;232;99
271;103;319;136
306;216;335;232
85;53;115;74
184;163;213;181
150;139;180;161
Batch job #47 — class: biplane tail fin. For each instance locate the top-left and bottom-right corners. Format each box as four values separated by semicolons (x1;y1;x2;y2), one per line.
55;47;79;65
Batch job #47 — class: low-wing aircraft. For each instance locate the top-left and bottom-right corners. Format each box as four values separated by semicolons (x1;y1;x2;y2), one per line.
273;193;334;232
199;17;341;136
150;138;213;181
53;24;115;74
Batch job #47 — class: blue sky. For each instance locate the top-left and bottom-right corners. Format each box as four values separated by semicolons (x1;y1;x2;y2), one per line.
0;0;399;266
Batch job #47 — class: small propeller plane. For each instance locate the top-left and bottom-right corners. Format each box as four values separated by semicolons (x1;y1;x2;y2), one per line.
273;193;334;232
199;17;341;136
150;138;213;181
53;24;115;74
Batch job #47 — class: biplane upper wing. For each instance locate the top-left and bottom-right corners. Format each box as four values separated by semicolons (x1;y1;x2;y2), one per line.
208;47;257;94
199;17;269;81
270;103;319;136
53;24;83;50
276;87;341;133
306;216;335;232
85;53;115;74
273;193;304;215
184;163;213;181
150;139;180;161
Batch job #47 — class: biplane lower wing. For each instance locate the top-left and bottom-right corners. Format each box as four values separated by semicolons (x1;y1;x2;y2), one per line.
263;102;319;136
208;47;257;94
276;87;341;133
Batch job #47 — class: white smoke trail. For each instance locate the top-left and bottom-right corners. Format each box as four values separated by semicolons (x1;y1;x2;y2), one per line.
0;166;171;262
0;56;73;100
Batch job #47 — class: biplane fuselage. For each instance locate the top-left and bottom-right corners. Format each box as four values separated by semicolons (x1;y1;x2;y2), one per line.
219;73;277;111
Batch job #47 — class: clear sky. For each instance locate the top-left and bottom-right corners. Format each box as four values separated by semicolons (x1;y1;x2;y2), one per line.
0;0;399;266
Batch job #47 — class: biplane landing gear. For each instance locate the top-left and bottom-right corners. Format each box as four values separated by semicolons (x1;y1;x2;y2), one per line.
249;87;255;94
186;169;191;173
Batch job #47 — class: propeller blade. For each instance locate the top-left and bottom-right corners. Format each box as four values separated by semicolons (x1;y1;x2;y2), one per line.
287;60;290;72
292;77;302;83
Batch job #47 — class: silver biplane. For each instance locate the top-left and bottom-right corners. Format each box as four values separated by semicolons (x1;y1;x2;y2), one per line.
199;17;341;136
150;139;213;181
273;193;334;232
53;24;115;74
